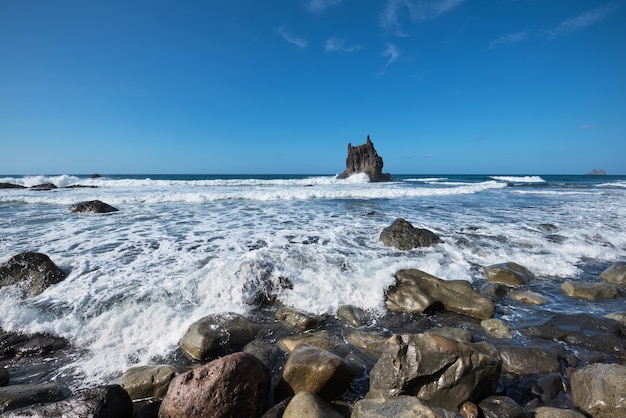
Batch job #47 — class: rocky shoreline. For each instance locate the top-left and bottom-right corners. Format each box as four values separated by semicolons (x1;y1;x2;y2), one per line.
1;218;625;417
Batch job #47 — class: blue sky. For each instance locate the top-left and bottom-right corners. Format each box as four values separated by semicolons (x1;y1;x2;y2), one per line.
1;0;625;175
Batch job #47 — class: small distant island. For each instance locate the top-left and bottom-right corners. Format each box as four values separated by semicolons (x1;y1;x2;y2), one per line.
337;135;392;182
587;169;606;175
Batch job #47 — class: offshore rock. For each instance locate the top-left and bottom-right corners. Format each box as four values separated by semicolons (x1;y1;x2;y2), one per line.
385;269;495;320
380;218;441;250
337;135;392;182
367;333;501;411
69;199;119;213
0;252;67;298
30;183;57;191
158;352;270;418
352;395;460;418
0;183;26;189
571;363;626;418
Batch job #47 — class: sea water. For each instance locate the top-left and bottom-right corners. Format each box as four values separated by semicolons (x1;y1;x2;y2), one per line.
1;173;625;385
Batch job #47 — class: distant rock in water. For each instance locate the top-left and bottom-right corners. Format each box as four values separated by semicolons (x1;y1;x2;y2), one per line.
0;183;26;189
337;135;392;182
91;173;102;178
70;200;119;213
30;183;57;191
587;169;606;175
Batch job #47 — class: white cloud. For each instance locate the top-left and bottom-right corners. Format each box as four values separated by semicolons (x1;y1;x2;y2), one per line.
381;0;464;33
325;37;362;53
275;26;308;48
488;31;529;49
382;43;400;67
545;4;618;39
305;0;343;14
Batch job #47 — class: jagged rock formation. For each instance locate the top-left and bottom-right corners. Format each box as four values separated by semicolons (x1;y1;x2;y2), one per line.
587;169;606;175
337;135;392;182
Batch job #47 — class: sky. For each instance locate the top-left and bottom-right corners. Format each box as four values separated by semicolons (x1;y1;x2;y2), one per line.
1;0;625;175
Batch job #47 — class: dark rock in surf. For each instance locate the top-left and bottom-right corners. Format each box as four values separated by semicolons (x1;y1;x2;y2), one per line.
0;183;25;189
0;252;67;298
69;200;119;213
30;183;57;191
237;260;292;306
0;383;65;414
380;218;441;250
275;306;326;330
337;135;392;182
0;369;8;387
91;173;102;178
478;395;529;418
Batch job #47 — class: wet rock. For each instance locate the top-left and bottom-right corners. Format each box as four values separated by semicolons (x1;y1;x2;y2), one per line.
337;135;392;182
159;352;270;418
237;260;292;306
459;401;479;418
179;312;261;360
3;384;133;417
0;252;67;298
275;343;354;402
352;395;460;418
0;383;65;413
481;318;513;339
510;290;548;305
0;183;25;189
497;344;562;375
0;368;8;387
605;312;626;326
533;406;587;418
478;395;529;418
380;218;441;250
385;269;495;320
275;306;325;330
600;261;626;285
424;326;473;342
560;280;619;300
480;282;510;301
110;364;176;400
571;363;626;418
483;262;535;287
244;338;284;371
69;199;119;213
346;330;389;357
536;373;566;402
282;392;343;418
30;183;57;191
277;330;343;354
337;304;369;327
367;333;501;411
260;397;291;418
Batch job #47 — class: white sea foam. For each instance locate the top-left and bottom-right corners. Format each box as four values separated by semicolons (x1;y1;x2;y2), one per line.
491;175;545;183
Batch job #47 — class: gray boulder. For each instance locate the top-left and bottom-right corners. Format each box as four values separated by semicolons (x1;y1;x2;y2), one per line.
380;218;441;250
110;365;176;400
352;396;460;418
497;344;562;375
0;252;66;298
385;269;495;320
367;333;501;411
337;135;392;182
571;363;626;418
561;280;619;300
159;352;270;418
600;261;626;286
483;262;535;287
282;392;343;418
275;306;325;330
69;200;119;213
179;312;261;360
478;395;529;418
0;383;65;414
533;406;587;418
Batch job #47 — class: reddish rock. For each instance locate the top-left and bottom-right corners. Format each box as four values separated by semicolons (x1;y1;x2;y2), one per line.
158;352;270;418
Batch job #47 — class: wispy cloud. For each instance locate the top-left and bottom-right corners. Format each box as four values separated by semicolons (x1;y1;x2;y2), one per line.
325;37;362;53
580;124;600;130
275;26;308;48
488;31;529;49
305;0;343;14
545;4;618;39
379;43;400;74
381;0;464;34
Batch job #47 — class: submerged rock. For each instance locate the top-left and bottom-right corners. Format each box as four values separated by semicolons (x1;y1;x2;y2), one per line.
337;135;392;182
0;252;67;298
69;200;119;213
380;218;441;250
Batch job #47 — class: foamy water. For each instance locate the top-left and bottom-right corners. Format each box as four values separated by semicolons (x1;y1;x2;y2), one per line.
1;173;625;385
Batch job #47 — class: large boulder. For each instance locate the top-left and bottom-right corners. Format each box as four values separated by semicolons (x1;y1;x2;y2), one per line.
337;135;392;182
158;352;270;418
561;280;619;300
497;344;562;376
352;395;460;418
0;383;65;414
282;392;343;418
2;385;133;418
385;269;495;320
380;218;441;250
110;365;177;400
69;200;119;213
571;363;626;418
367;333;502;411
483;262;535;287
275;343;354;402
179;312;261;361
0;252;67;298
600;261;626;285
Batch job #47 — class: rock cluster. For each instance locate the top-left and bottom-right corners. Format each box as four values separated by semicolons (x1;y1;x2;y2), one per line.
337;135;392;182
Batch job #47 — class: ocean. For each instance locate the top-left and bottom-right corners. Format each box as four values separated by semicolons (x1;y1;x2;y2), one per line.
1;173;625;387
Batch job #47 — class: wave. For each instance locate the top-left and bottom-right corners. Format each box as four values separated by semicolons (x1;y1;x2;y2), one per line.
403;177;448;183
491;176;545;183
0;174;83;188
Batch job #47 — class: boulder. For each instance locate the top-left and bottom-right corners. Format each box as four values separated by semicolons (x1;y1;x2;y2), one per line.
158;352;270;418
481;318;513;339
110;365;176;400
533;406;587;418
282;392;343;418
380;218;441;250
346;330;390;357
424;327;473;342
275;343;354;402
352;395;460;418
277;330;343;354
483;262;535;287
536;373;566;402
275;306;325;330
0;183;25;189
605;312;626;326
337;304;369;327
600;261;626;286
367;333;502;411
571;363;626;418
385;269;495;320
244;339;284;371
497;344;562;375
30;183;57;190
0;252;67;298
0;383;65;413
510;290;548;305
2;385;133;418
478;395;529;418
560;280;619;300
179;312;261;361
69;200;119;213
337;135;392;182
